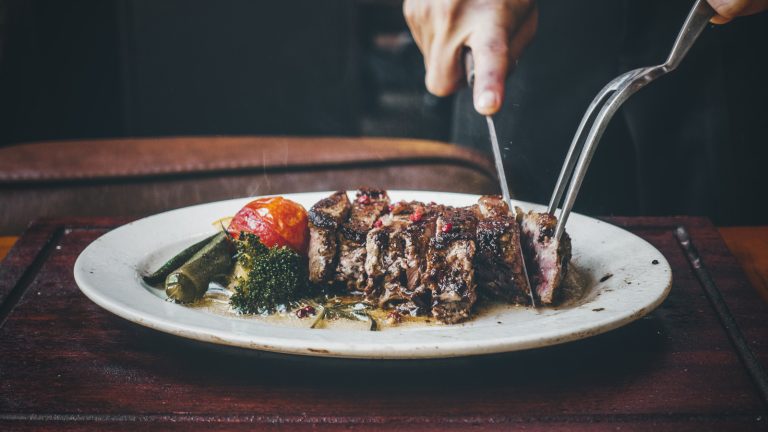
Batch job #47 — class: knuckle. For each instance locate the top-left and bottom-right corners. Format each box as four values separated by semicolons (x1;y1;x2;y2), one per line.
433;0;461;23
479;69;504;84
470;35;509;61
402;0;418;20
481;38;510;56
404;0;463;27
426;78;456;97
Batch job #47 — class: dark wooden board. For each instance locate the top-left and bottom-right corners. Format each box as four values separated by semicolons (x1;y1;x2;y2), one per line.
0;217;766;431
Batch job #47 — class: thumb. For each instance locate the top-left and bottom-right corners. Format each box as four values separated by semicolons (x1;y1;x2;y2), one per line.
468;7;538;115
468;30;510;115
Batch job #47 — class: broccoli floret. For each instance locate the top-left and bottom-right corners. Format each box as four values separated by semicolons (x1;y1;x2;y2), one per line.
229;233;307;314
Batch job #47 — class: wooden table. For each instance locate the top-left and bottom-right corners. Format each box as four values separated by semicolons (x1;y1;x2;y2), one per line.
1;217;767;431
719;227;768;304
0;237;15;261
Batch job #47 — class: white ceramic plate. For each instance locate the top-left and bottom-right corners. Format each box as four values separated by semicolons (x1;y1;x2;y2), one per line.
74;191;671;359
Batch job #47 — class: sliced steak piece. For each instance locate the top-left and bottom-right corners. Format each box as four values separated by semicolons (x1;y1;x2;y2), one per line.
364;217;408;304
307;191;351;284
427;206;478;323
365;201;439;314
475;196;532;304
335;188;389;293
400;202;442;314
516;209;572;304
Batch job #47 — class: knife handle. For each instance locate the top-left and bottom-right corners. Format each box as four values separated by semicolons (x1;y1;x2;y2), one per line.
463;48;476;88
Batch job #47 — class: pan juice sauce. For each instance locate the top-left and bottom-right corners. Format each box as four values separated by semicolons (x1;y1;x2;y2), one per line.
184;263;592;330
189;294;439;331
554;264;595;308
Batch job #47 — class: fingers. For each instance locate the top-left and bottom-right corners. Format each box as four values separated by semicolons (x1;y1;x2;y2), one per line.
403;0;426;50
708;0;749;23
710;14;732;24
425;38;464;97
468;6;538;115
404;0;465;97
469;28;510;114
403;0;540;107
742;0;768;15
708;0;768;24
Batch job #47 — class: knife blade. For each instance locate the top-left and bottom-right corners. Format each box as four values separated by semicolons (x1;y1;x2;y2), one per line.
484;115;511;204
464;50;537;308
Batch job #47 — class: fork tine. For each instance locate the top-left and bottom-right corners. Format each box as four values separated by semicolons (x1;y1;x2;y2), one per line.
546;89;612;215
552;73;649;242
547;69;645;215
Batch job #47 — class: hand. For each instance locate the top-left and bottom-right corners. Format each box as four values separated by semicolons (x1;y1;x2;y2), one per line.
403;0;537;115
707;0;768;24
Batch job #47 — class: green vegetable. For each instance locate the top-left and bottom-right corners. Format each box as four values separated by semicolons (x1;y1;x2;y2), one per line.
143;233;218;286
308;298;378;331
165;232;234;303
229;233;308;314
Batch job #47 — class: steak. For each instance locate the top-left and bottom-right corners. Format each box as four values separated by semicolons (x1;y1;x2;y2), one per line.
335;189;389;292
427;206;478;324
475;196;532;304
307;191;351;284
305;190;573;323
517;209;572;304
364;213;408;304
365;201;438;314
400;202;442;314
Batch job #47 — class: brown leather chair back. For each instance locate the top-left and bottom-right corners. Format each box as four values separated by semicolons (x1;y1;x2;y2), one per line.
0;136;498;234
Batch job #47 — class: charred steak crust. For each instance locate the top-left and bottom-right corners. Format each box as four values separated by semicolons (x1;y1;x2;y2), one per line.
308;191;351;230
476;220;529;303
427;206;478;324
364;224;391;299
339;189;389;243
308;191;351;284
335;189;390;292
516;209;572;304
474;196;532;304
365;221;406;304
365;201;439;313
401;202;441;312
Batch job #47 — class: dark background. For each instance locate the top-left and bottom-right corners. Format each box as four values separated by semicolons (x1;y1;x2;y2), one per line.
0;0;766;224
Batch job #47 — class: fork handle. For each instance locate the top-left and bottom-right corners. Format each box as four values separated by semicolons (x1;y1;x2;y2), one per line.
665;0;716;70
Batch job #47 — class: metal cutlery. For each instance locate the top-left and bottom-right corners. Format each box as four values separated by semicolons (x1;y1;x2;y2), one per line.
547;0;716;242
464;50;537;307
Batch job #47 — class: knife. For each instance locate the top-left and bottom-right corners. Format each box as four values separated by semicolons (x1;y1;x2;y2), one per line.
464;50;537;308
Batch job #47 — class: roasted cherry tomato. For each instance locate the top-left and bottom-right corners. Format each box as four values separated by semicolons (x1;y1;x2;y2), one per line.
227;197;309;255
